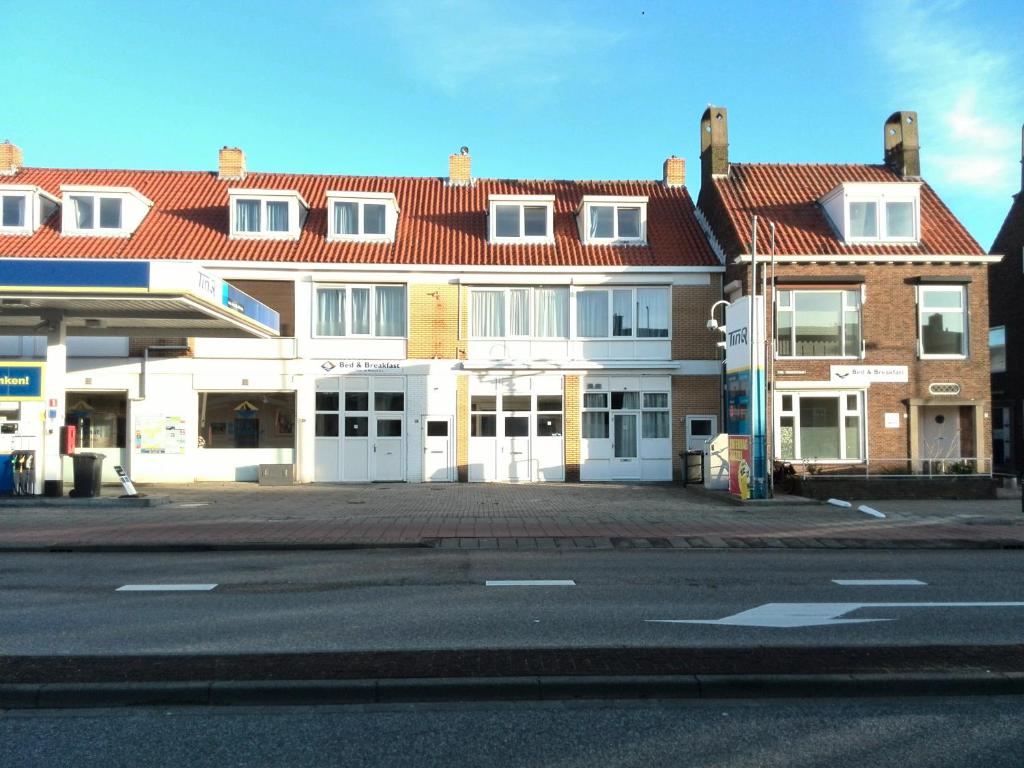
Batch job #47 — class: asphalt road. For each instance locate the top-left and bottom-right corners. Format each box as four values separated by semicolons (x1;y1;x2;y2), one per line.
3;549;1024;654
4;696;1024;768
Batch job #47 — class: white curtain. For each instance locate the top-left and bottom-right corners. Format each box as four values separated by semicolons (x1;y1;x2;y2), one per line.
351;288;370;334
375;286;406;336
509;289;530;335
613;415;637;458
236;199;260;232
267;201;289;232
589;206;613;238
637;287;669;337
335;202;358;235
535;288;568;337
642;411;670;439
73;196;94;229
576;290;608;337
472;291;505;337
316;289;345;336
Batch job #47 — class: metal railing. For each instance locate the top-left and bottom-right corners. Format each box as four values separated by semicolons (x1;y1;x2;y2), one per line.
786;457;993;479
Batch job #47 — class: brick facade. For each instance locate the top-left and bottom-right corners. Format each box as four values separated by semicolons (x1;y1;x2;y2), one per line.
671;374;722;478
456;374;469;482
407;282;462;359
672;276;723;360
564;375;581;482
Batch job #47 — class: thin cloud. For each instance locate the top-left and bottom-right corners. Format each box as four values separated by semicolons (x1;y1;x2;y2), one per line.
373;0;625;95
867;0;1022;194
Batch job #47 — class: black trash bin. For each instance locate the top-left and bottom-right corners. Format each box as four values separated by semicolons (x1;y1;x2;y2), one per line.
70;452;104;498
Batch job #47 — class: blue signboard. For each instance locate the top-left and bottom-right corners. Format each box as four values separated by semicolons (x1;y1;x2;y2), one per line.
0;259;150;289
0;363;44;400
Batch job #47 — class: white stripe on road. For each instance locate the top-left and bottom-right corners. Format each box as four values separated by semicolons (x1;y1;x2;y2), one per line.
116;584;218;592
832;579;926;586
485;580;576;587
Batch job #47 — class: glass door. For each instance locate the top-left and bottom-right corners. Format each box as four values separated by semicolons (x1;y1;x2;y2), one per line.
612;413;640;479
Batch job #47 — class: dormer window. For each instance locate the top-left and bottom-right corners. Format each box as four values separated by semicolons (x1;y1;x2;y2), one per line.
60;185;152;237
327;192;398;242
820;182;920;244
0;185;59;235
228;189;307;240
578;196;648;245
488;195;554;243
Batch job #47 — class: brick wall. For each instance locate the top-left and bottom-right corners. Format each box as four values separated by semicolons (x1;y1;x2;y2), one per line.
128;337;192;357
671;374;722;478
672;275;723;360
564;375;580;482
408;283;463;359
724;262;994;465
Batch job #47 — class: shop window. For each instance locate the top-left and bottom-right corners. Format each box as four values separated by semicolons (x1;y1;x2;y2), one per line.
65;393;127;449
199;392;295;449
776;391;862;461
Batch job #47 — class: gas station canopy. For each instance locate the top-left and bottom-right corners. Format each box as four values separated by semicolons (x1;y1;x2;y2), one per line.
0;258;279;338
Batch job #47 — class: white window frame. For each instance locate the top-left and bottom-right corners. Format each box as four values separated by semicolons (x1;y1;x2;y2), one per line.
775;288;863;360
775;390;865;463
918;284;968;360
326;191;399;243
467;286;570;339
228;189;307;241
312;284;408;339
488;195;555;244
60;185;152;238
579;196;648;245
1;185;60;235
571;286;671;340
820;182;921;245
0;192;29;233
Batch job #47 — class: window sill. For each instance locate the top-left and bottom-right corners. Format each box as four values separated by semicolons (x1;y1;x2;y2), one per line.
61;229;132;238
919;354;968;361
775;355;862;361
230;231;301;241
326;234;394;243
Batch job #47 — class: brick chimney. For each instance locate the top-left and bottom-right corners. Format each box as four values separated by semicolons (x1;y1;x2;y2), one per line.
218;146;246;181
448;146;472;186
663;156;685;187
700;106;729;182
884;111;920;178
0;141;23;176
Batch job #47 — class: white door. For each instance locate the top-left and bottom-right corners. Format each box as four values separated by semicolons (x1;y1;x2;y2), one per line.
921;406;961;461
612;413;641;480
502;413;531;481
372;415;403;481
422;417;454;482
686;415;718;453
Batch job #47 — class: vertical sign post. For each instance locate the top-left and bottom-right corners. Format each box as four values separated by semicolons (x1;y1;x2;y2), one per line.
725;297;766;499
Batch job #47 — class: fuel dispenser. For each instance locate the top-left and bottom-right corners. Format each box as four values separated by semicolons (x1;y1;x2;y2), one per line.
0;400;42;496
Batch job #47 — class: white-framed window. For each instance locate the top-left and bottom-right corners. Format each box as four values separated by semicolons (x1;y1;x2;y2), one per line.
990;326;1006;374
776;391;863;462
579;196;648;245
469;286;569;339
580;387;669;439
775;289;862;358
326;192;399;242
60;185;152;237
228;189;307;240
819;182;920;244
314;285;407;338
574;286;670;339
919;284;967;358
1;193;27;231
488;195;554;243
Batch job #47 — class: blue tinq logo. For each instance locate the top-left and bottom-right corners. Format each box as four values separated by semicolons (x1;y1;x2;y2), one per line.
0;364;44;399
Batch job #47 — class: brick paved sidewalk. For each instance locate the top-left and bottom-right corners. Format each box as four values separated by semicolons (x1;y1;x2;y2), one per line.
0;482;1021;550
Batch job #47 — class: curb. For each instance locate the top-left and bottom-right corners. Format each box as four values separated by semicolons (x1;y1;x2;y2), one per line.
0;496;170;508
4;672;1024;709
1;538;1023;553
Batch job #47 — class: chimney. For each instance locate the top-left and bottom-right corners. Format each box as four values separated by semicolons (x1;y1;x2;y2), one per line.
884;111;920;178
663;156;685;187
218;146;246;181
448;146;472;186
0;141;23;176
700;106;729;182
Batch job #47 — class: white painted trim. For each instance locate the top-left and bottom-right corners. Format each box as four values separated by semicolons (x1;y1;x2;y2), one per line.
60;184;154;208
229;187;311;210
735;253;1000;264
198;262;725;275
677;360;721;376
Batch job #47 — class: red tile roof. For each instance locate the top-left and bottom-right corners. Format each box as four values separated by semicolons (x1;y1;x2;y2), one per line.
0;168;719;268
701;163;985;257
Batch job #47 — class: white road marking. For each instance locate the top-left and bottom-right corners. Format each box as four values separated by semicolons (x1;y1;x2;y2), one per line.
826;498;852;508
858;505;886;518
647;601;1024;628
176;502;211;508
832;579;926;586
485;580;576;587
116;584;218;592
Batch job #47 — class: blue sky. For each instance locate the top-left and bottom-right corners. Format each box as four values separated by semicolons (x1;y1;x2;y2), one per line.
4;0;1023;248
